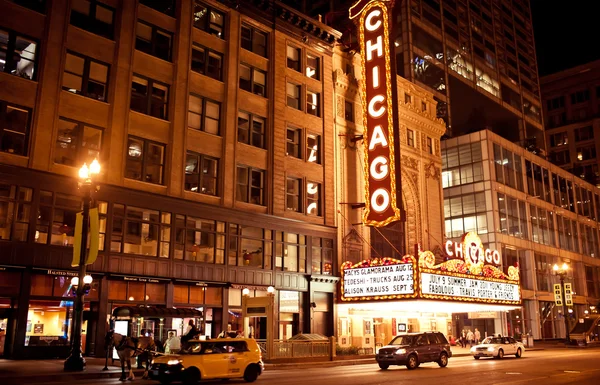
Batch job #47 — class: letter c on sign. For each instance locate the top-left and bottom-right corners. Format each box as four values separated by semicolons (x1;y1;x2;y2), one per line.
371;188;390;213
445;240;454;257
370;156;389;180
365;9;382;32
368;95;386;118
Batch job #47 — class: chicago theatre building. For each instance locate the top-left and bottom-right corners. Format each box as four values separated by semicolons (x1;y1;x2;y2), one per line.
0;0;341;359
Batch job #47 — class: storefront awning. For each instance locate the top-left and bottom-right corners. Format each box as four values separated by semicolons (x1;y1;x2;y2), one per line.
112;306;203;318
337;300;521;314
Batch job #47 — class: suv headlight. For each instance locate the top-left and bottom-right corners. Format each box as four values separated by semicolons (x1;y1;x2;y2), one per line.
487;347;495;352
167;359;182;365
395;348;406;355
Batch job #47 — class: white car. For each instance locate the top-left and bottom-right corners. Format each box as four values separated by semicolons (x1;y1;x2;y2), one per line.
470;336;524;359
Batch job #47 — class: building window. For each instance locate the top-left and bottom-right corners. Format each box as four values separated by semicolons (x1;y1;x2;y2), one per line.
188;94;220;135
306;90;320;117
241;24;267;57
70;0;114;40
306;54;320;80
125;136;165;185
236;166;265;206
496;193;528;240
576;145;596;161
35;191;81;246
570;89;590;105
185;151;219;196
239;64;266;97
193;1;225;39
306;134;321;164
135;21;172;61
444;192;487;238
311;238;333;275
407;129;415;147
556;215;579;253
191;44;223;81
228;225;271;268
0;100;31;156
237;111;265;149
54;118;102;167
574;126;594;142
546;96;564;111
275;232;306;272
344;101;354;122
62;52;109;101
286;45;301;72
426;137;433;154
174;215;225;263
493;143;524;192
130;75;169;120
0;183;32;242
139;0;175;16
422;101;427;111
111;204;170;258
550;149;570;166
529;204;555;246
0;29;38;80
549;132;568;147
286;178;301;212
405;94;411;104
286;127;301;158
286;83;301;110
307;181;321;216
442;143;484;188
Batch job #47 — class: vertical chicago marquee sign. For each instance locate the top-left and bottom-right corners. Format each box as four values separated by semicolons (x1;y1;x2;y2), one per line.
350;0;402;227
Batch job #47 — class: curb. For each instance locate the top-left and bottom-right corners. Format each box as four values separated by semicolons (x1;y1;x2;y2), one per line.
3;369;146;385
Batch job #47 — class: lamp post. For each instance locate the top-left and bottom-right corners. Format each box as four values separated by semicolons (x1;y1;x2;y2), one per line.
64;159;100;371
553;262;570;345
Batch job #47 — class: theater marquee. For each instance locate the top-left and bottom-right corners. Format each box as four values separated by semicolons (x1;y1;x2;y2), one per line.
341;232;522;306
350;0;402;227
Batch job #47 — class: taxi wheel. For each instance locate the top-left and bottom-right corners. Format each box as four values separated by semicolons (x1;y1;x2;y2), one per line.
496;349;504;359
244;366;259;383
378;363;389;370
473;356;480;360
182;367;200;385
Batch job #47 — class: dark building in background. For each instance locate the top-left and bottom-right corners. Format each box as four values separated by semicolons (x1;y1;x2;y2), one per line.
290;0;545;152
541;60;600;187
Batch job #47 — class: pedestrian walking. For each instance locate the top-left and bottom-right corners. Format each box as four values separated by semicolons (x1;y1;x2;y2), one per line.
461;329;467;348
467;329;474;347
474;328;481;345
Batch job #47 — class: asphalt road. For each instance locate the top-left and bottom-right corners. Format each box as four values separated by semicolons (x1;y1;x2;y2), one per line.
23;349;600;385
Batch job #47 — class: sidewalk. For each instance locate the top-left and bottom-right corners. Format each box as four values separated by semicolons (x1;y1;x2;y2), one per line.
0;343;566;384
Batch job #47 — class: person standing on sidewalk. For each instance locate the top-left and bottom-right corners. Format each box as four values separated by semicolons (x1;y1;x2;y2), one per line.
474;328;481;345
467;329;474;347
461;329;467;348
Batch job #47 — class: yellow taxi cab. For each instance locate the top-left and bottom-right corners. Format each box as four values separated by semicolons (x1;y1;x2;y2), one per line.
149;338;264;384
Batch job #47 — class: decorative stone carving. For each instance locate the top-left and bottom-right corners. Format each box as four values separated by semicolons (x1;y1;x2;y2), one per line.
337;95;345;118
424;161;441;180
402;155;419;171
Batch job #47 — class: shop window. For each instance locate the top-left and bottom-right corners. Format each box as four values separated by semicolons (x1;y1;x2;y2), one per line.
286;178;301;212
108;280;166;303
0;100;31;156
111;204;170;257
312;238;333;275
184;151;219;196
188;94;220;135
306;54;320;80
306;181;321;216
205;287;222;305
0;271;21;297
239;64;266;97
25;300;72;347
286;82;301;110
191;44;223;80
130;75;169;120
241;24;267;57
174;215;225;263
0;183;32;241
70;0;114;39
306;134;321;164
135;21;172;61
125;136;166;185
286;45;301;72
0;29;38;80
62;52;109;101
237;111;266;149
236;166;265;206
146;283;166;302
275;232;306;273
140;0;175;16
193;1;225;39
306;90;320;117
286;126;302;158
55;118;103;167
35;191;80;246
228;225;272;269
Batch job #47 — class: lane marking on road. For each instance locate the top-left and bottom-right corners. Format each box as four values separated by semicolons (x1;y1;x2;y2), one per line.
564;370;581;373
505;372;522;375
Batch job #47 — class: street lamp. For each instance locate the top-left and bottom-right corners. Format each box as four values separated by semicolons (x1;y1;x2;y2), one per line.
64;159;100;371
553;262;571;345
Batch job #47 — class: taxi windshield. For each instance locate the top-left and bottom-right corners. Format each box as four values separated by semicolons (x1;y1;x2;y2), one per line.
389;335;414;345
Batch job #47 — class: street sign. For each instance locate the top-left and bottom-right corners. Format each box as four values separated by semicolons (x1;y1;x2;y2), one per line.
553;283;563;306
564;282;573;306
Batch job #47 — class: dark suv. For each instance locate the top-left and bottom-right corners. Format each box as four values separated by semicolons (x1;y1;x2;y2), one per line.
376;332;452;370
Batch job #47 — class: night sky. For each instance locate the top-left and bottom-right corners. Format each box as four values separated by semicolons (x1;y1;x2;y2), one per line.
531;0;600;76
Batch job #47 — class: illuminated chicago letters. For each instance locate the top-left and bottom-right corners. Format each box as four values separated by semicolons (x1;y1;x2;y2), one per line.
350;0;401;227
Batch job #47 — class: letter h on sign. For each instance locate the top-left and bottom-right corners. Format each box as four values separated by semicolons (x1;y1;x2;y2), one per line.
350;0;402;228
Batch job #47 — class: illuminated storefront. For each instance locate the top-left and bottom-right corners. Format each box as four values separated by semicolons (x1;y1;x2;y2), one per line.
338;233;522;351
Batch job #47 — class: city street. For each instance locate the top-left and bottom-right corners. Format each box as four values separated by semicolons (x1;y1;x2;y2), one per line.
16;349;600;385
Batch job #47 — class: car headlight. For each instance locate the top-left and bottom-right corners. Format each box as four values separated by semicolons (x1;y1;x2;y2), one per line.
470;347;476;352
487;347;495;352
167;359;182;365
395;348;406;354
